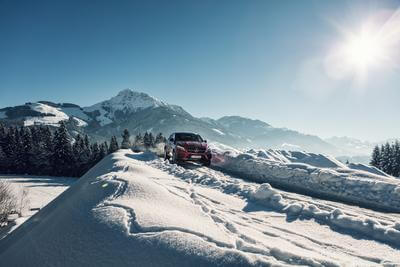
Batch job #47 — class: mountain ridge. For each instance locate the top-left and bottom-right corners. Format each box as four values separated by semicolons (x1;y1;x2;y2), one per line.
0;88;367;157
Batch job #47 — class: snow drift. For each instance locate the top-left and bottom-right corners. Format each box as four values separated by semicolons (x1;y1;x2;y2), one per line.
0;151;269;266
2;150;400;266
211;147;400;213
149;158;400;250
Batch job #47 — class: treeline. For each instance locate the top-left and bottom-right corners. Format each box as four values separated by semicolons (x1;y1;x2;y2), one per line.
370;141;400;177
0;123;167;177
0;122;112;177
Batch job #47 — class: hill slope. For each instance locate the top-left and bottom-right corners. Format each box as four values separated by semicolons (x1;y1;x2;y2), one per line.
1;150;399;266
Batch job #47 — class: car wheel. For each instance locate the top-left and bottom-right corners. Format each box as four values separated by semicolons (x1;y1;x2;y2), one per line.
171;150;177;164
202;159;211;167
164;148;170;161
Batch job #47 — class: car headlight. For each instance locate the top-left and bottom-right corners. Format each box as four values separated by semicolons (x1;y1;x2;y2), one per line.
176;145;186;151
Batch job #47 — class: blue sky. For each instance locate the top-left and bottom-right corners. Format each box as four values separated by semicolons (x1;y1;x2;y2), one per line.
1;0;399;141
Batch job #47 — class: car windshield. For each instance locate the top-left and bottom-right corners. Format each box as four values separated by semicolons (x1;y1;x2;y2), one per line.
175;133;203;142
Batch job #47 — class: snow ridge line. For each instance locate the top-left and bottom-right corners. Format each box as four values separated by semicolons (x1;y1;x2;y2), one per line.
147;159;400;249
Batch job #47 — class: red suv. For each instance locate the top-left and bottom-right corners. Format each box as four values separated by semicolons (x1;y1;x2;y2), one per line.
164;132;212;166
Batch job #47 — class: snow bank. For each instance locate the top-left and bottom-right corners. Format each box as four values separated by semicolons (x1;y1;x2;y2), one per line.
0;151;269;266
212;148;400;213
348;163;390;177
148;158;400;254
250;183;400;247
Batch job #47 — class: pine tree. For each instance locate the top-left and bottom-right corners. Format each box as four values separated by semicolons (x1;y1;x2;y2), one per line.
99;143;107;160
155;133;165;144
148;132;155;148
40;126;54;175
4;127;18;173
102;141;109;155
21;127;34;174
90;142;100;165
370;145;381;168
121;129;131;149
135;133;143;144
381;142;392;175
393;140;400;177
52;122;74;176
72;134;84;176
0;146;6;173
143;132;151;149
132;133;144;152
109;136;119;154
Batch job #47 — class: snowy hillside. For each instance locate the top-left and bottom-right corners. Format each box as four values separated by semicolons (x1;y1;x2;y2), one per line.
1;150;400;266
0;101;90;129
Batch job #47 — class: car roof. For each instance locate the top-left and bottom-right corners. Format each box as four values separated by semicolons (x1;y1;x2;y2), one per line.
173;132;199;135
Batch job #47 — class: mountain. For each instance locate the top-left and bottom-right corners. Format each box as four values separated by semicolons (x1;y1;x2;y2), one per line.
216;116;338;154
0;88;346;155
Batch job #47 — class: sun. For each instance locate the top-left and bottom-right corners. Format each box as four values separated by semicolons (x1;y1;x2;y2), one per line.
343;30;383;70
325;9;400;84
339;26;386;75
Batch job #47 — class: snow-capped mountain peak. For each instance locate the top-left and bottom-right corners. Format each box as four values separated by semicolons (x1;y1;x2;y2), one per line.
84;89;167;126
98;88;166;111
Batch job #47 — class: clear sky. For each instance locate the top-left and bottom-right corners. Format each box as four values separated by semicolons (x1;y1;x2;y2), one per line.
1;0;399;141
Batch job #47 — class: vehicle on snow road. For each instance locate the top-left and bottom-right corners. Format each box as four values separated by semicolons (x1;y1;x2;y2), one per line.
164;132;212;166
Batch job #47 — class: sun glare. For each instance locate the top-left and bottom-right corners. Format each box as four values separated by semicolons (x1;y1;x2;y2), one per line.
343;30;383;70
325;8;400;84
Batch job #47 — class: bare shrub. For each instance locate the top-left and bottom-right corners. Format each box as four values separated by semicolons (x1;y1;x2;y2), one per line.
0;181;18;226
17;188;30;217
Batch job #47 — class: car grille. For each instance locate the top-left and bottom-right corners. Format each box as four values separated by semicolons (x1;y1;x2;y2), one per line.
186;146;206;153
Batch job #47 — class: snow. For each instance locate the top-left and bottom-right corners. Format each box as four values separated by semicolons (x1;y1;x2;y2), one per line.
73;117;88;127
0;151;266;266
0;175;75;240
24;103;69;126
212;128;225;135
23;103;89;127
211;147;400;213
0;111;7;119
30;102;68;120
5;103;90;127
84;89;166;126
148;156;400;265
2;151;400;266
87;106;114;126
348;163;390;177
61;107;91;121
